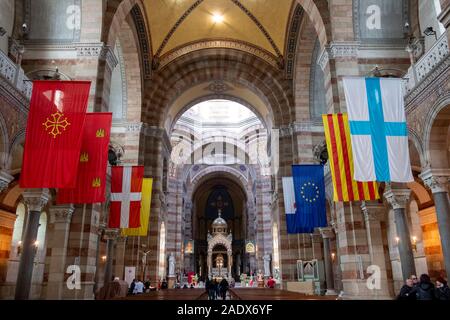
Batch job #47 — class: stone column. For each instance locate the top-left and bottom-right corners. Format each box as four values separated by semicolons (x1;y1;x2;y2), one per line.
227;250;232;277
361;201;394;299
0;170;14;193
114;236;127;280
420;168;450;280
207;250;212;278
384;185;416;281
45;204;74;300
15;189;50;300
319;227;337;295
103;228;119;286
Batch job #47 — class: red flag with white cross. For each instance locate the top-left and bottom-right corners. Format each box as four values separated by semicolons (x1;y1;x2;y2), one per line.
108;166;144;228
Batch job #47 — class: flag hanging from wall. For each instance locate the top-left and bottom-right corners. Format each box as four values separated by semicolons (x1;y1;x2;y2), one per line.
108;166;144;228
322;113;380;202
20;81;91;188
57;113;112;204
121;178;153;236
282;177;297;233
290;165;327;234
342;77;413;182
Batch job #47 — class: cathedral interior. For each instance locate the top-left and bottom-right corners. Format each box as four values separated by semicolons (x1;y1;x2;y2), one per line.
1;0;450;301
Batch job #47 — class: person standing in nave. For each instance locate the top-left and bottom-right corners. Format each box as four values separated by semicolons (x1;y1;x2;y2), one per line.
435;277;450;300
133;279;144;294
219;278;229;300
411;274;437;300
397;278;416;300
128;279;136;295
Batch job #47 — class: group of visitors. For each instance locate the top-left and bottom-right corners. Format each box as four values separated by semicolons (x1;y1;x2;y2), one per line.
397;274;450;300
205;278;230;300
127;278;156;295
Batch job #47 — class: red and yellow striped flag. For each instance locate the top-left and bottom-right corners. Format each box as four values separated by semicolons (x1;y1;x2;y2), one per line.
322;113;379;202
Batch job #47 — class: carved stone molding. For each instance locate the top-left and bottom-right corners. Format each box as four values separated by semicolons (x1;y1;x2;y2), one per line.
103;228;120;241
319;227;334;239
277;121;324;137
49;204;74;224
100;45;119;71
75;43;104;57
383;185;411;210
419;168;450;194
22;188;50;212
318;41;360;71
0;170;14;193
360;201;385;222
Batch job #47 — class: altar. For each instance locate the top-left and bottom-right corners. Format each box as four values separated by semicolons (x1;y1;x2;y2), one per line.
207;210;233;281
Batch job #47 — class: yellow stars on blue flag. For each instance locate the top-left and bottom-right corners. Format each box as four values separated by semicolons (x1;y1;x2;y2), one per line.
300;181;320;203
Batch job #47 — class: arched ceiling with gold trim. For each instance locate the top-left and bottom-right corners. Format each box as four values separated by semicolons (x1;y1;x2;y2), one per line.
144;0;295;59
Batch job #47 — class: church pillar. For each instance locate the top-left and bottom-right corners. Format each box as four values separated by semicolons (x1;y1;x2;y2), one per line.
103;228;119;286
207;250;212;278
319;227;336;295
384;185;416;281
227;249;232;277
361;201;395;299
0;170;14;193
114;236;127;280
420;168;450;280
15;189;50;300
45;205;74;300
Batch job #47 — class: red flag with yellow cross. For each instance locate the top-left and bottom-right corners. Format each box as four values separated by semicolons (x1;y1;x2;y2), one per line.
20;81;91;188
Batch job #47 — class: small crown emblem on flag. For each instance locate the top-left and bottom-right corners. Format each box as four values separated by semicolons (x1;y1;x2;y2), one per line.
92;178;101;188
96;128;105;138
80;152;89;162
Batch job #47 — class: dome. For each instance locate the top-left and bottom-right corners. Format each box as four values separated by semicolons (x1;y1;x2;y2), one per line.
212;216;227;227
212;210;228;234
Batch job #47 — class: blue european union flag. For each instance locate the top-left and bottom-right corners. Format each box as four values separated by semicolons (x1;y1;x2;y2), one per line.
288;164;327;234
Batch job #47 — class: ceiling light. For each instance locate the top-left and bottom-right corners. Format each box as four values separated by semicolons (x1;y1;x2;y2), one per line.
212;13;224;24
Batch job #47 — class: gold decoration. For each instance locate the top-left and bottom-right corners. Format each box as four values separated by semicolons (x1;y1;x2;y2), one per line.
92;178;101;188
42;112;70;138
80;152;89;162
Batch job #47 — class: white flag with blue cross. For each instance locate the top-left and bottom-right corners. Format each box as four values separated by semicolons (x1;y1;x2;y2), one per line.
342;77;413;183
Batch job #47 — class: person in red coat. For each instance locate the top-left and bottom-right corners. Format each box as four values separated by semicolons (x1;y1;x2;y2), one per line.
267;276;276;288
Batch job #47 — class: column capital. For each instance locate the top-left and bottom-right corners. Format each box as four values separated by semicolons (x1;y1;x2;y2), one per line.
103;228;120;240
49;204;74;224
383;184;411;210
361;201;386;222
22;189;50;212
318;227;335;239
419;168;450;194
318;41;360;71
0;170;14;193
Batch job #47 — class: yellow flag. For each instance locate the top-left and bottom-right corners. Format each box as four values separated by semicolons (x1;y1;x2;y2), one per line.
121;178;153;236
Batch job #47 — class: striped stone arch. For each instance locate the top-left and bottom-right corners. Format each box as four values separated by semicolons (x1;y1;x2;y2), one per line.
296;0;329;48
408;127;427;168
144;49;294;128
422;92;450;167
0;112;9;168
190;166;249;188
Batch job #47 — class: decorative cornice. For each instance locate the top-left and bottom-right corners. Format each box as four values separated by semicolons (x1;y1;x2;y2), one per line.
100;45;118;71
49;204;74;224
405;55;450;109
0;170;14;193
383;185;410;210
159;39;280;69
285;5;304;79
103;228;120;240
319;227;334;239
361;201;385;222
131;4;152;79
278;121;324;137
22;188;50;212
318;41;360;71
419;168;450;194
438;4;450;28
142;124;172;154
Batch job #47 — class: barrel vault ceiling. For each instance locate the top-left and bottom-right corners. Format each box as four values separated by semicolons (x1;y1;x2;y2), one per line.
143;0;295;64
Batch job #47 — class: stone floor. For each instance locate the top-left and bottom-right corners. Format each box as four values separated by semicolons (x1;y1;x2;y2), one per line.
116;288;338;300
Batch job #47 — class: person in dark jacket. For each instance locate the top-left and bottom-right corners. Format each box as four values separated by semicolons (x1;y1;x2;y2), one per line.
128;279;136;295
219;278;229;300
435;277;450;300
397;278;416;300
411;274;436;300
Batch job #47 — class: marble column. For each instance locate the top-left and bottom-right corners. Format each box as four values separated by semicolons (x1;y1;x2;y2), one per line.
420;168;450;280
114;236;127;280
103;228;119;286
361;201;395;299
45;205;74;299
0;170;14;193
384;185;416;281
319;227;337;295
227;250;232;277
15;189;50;300
207;250;212;278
